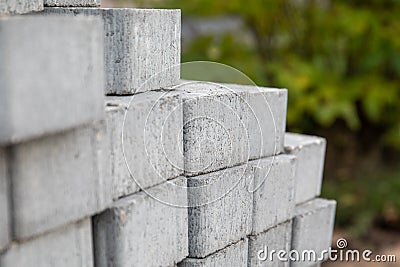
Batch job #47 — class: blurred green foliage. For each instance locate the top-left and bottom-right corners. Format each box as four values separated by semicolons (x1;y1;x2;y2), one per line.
137;0;400;149
323;166;400;237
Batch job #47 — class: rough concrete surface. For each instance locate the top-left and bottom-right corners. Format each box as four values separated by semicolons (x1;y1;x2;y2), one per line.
44;0;99;6
0;148;10;252
250;154;296;235
178;239;248;267
285;133;327;204
105;91;183;199
43;7;181;95
291;198;337;267
187;163;253;258
93;177;188;267
226;83;287;160
178;81;287;176
248;220;292;267
0;0;43;14
0;219;93;267
10;122;112;239
0;15;104;145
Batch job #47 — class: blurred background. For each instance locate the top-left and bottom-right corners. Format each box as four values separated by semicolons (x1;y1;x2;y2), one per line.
106;0;400;265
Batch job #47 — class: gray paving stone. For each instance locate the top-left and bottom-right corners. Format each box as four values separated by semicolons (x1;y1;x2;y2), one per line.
178;239;248;267
44;0;99;6
285;133;327;204
0;0;43;14
93;177;188;267
0;148;10;252
250;154;296;235
0;16;104;145
291;198;336;267
248;220;292;267
226;83;287;160
43;7;181;95
10;122;112;239
0;219;93;267
187;164;253;258
105;91;183;199
177;81;287;176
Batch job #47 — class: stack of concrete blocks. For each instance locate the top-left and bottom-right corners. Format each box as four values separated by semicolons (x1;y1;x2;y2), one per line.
0;0;112;264
41;5;187;267
0;0;337;266
175;82;336;267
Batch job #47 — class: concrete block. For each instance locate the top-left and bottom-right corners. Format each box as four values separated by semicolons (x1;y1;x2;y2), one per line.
44;0;99;6
187;164;253;258
105;91;183;199
226;83;287;160
43;7;181;95
178;81;287;176
0;0;43;14
10;122;112;239
285;133;326;204
0;16;104;145
0;219;93;267
178;239;248;267
93;177;188;267
248;220;292;267
0;149;10;252
250;154;296;235
291;198;336;266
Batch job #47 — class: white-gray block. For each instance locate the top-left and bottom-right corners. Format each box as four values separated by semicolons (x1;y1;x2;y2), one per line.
250;154;296;235
178;81;287;176
106;91;183;199
187;164;253;258
0;16;104;145
248;220;292;267
285;133;326;204
10;122;112;239
0;0;43;14
43;7;181;95
291;198;336;266
0;219;93;267
44;0;99;6
179;239;248;267
93;177;188;267
0;148;10;252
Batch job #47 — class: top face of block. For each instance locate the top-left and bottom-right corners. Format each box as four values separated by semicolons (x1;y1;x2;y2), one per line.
0;0;43;14
105;91;184;199
43;7;181;95
284;132;326;152
294;198;336;218
0;16;104;145
177;81;287;176
284;132;327;204
44;0;100;6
